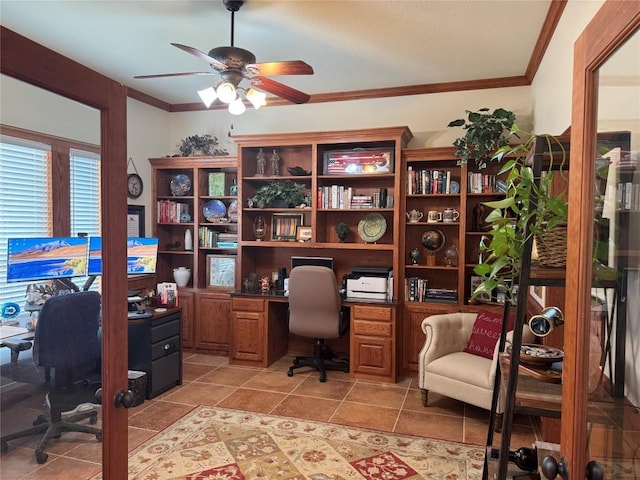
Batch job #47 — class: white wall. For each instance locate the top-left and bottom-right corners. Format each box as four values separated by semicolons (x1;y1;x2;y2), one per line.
531;0;605;134
167;86;533;156
0;75;100;143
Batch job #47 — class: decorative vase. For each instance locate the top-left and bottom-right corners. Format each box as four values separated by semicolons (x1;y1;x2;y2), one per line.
253;216;266;241
173;267;191;287
184;228;193;251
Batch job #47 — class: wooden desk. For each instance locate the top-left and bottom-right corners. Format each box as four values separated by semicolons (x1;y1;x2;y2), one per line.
229;292;398;383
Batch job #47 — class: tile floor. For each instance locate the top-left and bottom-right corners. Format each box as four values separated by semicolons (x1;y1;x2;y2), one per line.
1;352;540;479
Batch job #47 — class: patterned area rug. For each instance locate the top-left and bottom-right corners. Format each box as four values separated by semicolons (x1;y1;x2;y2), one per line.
122;406;485;479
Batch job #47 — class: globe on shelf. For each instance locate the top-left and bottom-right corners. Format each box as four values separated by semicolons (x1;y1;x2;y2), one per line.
421;230;445;266
444;244;459;267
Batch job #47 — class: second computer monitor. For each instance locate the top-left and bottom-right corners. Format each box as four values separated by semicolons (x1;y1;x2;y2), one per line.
291;256;334;271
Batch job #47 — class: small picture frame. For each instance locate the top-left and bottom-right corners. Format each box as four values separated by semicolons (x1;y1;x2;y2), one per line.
127;205;145;237
296;225;312;242
206;254;236;288
271;213;304;241
470;275;491;302
530;285;546;306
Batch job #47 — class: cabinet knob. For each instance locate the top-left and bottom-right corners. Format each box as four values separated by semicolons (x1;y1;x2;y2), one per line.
163;343;173;350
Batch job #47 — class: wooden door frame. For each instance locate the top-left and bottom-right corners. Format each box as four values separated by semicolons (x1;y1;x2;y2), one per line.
1;26;129;478
567;1;640;473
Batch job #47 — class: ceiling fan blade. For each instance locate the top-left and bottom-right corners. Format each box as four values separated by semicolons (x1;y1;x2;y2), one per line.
134;71;217;79
171;42;228;71
251;76;310;104
246;60;314;76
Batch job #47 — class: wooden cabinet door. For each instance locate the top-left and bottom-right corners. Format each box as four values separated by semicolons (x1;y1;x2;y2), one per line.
195;292;230;354
402;303;453;373
179;290;194;348
230;310;264;363
350;304;396;381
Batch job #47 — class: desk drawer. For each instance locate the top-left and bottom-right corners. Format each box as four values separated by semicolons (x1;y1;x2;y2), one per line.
352;319;391;337
232;297;264;312
151;319;180;343
151;335;180;360
352;305;391;322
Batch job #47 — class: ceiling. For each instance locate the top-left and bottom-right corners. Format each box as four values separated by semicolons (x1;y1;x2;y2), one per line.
1;0;555;110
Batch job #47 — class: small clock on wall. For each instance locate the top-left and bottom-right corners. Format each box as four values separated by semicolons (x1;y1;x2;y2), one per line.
127;173;143;199
127;157;143;199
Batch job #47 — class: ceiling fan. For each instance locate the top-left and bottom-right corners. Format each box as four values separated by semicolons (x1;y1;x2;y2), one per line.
134;0;313;111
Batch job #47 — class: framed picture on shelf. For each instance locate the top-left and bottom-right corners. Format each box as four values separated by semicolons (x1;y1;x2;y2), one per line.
470;275;491;302
530;285;546;307
323;148;394;175
271;213;304;241
206;254;236;288
295;225;312;242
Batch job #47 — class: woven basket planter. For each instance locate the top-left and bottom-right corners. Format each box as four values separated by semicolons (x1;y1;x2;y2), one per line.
535;224;568;267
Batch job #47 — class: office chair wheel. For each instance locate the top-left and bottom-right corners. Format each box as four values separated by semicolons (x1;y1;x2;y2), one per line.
1;440;8;453
319;374;327;382
96;431;102;442
35;449;48;464
33;415;47;426
287;368;294;377
89;412;98;424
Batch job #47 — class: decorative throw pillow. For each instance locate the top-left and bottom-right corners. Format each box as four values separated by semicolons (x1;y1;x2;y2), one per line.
463;309;514;359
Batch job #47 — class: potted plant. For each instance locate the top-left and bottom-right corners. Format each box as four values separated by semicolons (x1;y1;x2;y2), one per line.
249;180;308;208
177;134;228;157
335;222;350;242
472;127;569;303
447;108;517;169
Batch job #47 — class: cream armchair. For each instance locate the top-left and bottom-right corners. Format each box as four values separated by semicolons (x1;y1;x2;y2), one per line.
418;312;534;414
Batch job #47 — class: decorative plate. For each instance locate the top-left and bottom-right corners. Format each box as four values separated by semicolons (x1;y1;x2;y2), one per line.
450;180;460;194
519;343;564;366
203;199;227;222
227;199;239;223
170;174;191;196
357;213;387;243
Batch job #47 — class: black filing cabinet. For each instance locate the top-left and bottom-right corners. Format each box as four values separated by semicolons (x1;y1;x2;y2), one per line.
128;308;182;399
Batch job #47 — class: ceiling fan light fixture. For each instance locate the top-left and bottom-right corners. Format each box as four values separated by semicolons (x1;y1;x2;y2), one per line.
216;81;237;103
228;97;246;115
246;88;267;109
197;86;218;108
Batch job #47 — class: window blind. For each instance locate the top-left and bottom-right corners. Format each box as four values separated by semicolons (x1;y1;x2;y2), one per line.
0;136;51;306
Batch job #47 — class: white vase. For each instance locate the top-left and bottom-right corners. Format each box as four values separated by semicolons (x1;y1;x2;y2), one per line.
184;228;193;251
173;267;191;287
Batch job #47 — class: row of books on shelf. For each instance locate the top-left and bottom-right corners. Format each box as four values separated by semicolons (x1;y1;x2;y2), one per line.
616;182;640;210
198;228;238;248
317;186;391;209
468;173;504;193
406;168;454;195
157;200;190;224
404;277;458;303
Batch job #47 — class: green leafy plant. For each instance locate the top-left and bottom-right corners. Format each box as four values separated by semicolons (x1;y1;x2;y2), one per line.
448;108;517;169
472;127;568;303
249;180;308;208
178;134;228;157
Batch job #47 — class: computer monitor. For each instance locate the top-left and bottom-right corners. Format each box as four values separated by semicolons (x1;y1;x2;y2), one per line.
87;236;103;276
87;236;159;276
6;237;89;283
291;256;334;271
127;237;159;275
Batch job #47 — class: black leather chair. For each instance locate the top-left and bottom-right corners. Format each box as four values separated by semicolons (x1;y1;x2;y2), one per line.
0;291;103;464
286;266;349;382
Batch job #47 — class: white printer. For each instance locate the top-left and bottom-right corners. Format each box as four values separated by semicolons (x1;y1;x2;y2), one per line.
345;266;393;301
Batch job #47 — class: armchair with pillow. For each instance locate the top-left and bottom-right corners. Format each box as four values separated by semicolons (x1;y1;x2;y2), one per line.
418;310;534;417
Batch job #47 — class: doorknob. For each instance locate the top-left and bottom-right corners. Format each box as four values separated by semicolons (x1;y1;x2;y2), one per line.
113;389;135;408
541;455;568;479
585;461;604;480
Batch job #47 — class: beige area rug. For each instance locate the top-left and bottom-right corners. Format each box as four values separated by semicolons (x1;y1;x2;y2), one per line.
118;406;485;479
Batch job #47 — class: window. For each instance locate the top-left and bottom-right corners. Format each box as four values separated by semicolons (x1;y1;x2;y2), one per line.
0;136;51;306
0;131;100;308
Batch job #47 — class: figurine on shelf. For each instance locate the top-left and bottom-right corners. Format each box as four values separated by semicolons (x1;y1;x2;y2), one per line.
271;149;280;176
259;276;271;293
256;148;266;177
410;248;420;265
